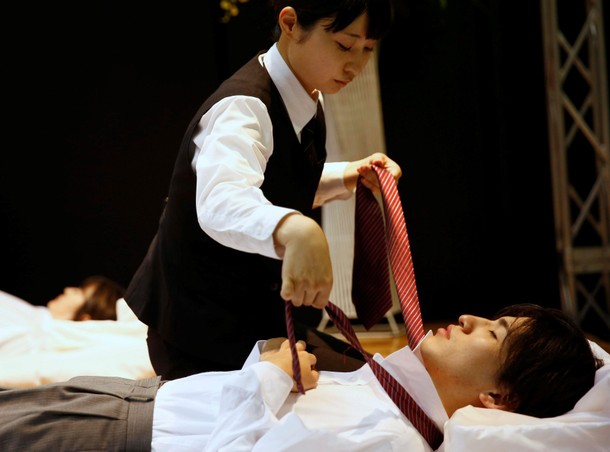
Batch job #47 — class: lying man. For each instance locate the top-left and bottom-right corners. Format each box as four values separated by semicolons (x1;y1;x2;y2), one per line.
0;304;603;451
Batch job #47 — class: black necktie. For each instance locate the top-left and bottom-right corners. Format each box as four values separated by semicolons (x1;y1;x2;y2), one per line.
301;101;327;167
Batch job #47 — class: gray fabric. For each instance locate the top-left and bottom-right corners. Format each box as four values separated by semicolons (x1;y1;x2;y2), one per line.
0;375;161;451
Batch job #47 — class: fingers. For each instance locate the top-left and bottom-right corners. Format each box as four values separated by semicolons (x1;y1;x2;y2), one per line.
262;337;288;354
279;339;306;351
269;340;319;392
280;279;297;304
357;153;402;183
356;166;381;193
291;348;320;392
280;266;331;309
283;285;329;309
276;215;332;309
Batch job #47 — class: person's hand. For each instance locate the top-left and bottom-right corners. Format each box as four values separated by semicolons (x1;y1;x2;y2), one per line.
345;152;402;194
260;338;319;392
272;213;332;309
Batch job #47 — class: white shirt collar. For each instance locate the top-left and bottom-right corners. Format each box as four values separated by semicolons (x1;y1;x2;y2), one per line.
376;331;449;429
260;43;320;137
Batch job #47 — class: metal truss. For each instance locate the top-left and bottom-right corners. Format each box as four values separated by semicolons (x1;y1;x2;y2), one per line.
541;0;610;335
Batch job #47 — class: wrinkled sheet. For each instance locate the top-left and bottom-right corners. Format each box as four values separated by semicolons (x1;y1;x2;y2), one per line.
0;293;155;387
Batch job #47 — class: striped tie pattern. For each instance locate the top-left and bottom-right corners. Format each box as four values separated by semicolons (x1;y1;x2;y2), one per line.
325;301;443;450
352;165;425;348
351;178;393;328
285;302;304;394
284;165;442;449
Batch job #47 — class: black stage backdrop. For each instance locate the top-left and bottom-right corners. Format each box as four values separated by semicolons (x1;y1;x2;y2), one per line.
2;1;608;335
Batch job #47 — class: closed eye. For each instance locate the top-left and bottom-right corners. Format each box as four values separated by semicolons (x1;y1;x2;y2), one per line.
490;330;497;339
337;42;350;52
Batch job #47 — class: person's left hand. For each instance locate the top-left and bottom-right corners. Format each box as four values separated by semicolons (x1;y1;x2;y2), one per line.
260;338;319;392
345;152;402;194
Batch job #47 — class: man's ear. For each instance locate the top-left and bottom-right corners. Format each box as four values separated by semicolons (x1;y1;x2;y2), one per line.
278;7;298;35
479;391;513;411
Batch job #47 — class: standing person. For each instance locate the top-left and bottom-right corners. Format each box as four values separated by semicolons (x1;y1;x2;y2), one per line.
125;0;400;379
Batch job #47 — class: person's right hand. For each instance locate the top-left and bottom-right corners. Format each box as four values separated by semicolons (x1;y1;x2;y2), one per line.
260;338;319;392
272;213;332;310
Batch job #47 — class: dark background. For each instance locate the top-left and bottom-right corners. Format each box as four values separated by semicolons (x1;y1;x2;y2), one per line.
2;1;608;336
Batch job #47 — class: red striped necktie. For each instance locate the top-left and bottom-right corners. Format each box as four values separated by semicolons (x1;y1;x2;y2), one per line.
284;300;443;449
284;165;442;450
352;164;426;348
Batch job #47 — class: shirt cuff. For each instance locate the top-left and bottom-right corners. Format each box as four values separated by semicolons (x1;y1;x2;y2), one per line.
254;205;300;259
250;361;294;414
314;162;352;206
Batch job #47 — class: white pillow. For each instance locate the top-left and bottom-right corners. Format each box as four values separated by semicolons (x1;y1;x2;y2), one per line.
441;341;610;452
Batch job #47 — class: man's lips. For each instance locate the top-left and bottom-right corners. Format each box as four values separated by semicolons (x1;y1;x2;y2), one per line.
436;324;453;339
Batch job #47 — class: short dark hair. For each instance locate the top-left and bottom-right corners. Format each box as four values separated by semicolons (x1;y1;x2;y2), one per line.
494;304;603;417
73;275;125;321
272;0;394;40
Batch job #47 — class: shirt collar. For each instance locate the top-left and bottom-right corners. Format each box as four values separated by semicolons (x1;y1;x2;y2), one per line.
376;331;449;429
260;43;320;137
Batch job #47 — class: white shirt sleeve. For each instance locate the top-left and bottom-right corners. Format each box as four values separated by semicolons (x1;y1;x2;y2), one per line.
204;362;294;451
192;96;298;260
192;96;354;260
314;161;352;207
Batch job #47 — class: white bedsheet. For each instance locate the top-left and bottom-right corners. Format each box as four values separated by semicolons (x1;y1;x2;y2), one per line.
0;292;155;387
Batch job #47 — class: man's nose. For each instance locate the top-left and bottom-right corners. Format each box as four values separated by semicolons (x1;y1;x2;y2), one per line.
458;314;480;333
458;314;469;331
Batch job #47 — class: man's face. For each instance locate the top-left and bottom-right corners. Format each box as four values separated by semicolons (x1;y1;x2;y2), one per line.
420;314;521;397
47;285;94;320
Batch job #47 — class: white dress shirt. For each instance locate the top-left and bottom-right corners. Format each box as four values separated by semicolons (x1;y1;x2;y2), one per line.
191;43;352;259
152;333;448;451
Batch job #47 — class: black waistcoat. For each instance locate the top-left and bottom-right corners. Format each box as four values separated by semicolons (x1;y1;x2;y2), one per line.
125;54;326;365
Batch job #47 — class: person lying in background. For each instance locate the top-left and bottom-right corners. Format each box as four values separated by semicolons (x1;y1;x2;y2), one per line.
1;274;124;321
0;304;605;451
46;275;125;321
0;276;154;388
0;275;126;354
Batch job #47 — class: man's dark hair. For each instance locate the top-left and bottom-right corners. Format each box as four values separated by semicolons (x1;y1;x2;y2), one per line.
73;275;125;321
495;303;603;417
